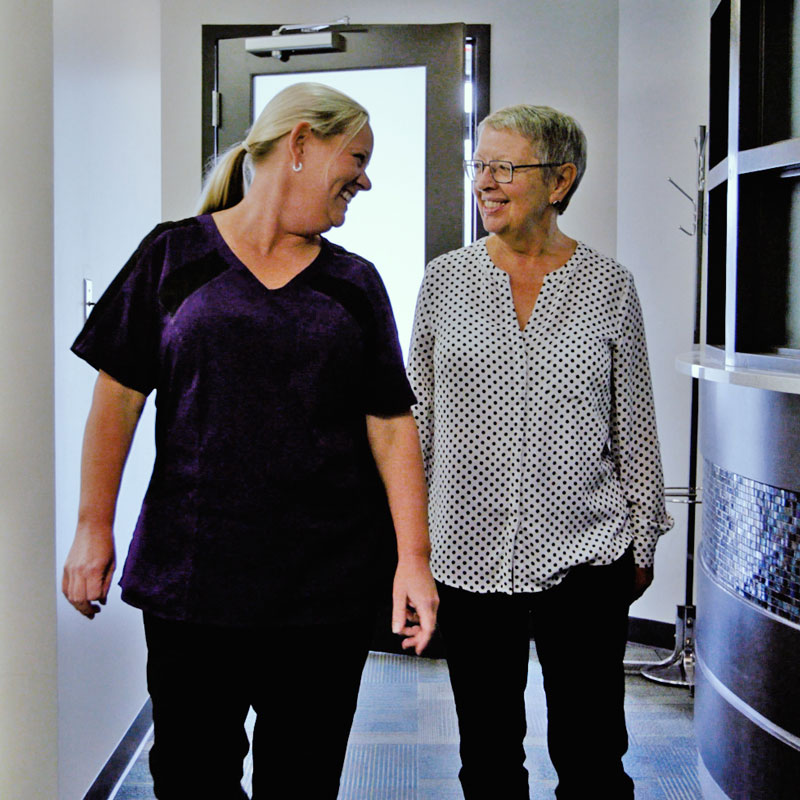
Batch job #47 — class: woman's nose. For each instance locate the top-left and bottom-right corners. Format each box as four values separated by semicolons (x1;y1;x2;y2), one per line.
357;171;372;191
474;163;497;189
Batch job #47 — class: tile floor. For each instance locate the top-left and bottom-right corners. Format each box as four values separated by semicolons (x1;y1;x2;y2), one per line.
115;643;698;799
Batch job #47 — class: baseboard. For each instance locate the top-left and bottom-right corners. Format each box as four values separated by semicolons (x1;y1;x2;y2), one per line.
627;616;677;650
83;699;153;800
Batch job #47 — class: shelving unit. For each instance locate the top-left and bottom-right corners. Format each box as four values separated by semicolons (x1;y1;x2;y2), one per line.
687;4;800;797
707;0;800;360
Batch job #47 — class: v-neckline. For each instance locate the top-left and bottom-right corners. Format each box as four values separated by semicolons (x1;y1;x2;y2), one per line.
203;213;323;292
483;239;581;333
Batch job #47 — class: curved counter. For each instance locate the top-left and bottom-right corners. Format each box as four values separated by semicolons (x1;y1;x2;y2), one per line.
676;347;800;799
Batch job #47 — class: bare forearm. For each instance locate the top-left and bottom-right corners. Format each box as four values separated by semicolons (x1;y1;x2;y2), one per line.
367;411;438;653
63;371;145;618
78;371;146;530
366;411;430;559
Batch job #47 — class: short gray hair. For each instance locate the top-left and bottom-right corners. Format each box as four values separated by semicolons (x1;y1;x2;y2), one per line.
479;104;587;214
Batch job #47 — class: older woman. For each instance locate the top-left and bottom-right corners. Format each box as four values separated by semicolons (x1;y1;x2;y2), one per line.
62;82;438;799
408;104;672;799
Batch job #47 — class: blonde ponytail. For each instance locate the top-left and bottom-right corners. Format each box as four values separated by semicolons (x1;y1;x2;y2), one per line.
196;143;248;215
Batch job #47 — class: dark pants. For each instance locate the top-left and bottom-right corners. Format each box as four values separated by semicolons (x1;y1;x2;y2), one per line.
437;547;636;800
143;613;372;799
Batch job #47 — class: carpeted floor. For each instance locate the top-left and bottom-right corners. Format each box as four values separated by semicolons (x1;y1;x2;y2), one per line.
114;643;698;799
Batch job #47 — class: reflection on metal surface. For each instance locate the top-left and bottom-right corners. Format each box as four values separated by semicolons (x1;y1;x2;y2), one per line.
699;380;800;493
665;485;702;504
697;653;800;751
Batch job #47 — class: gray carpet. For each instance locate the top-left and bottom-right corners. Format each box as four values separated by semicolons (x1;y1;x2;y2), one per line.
114;643;697;799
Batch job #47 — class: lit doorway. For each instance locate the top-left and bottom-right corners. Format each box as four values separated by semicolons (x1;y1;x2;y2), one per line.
252;66;425;355
202;23;490;357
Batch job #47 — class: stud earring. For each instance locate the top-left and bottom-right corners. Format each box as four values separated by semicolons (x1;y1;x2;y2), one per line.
292;163;303;173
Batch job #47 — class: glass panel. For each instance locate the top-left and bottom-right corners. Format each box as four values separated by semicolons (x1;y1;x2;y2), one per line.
735;170;800;352
708;0;730;167
253;68;426;358
706;183;727;347
740;1;800;150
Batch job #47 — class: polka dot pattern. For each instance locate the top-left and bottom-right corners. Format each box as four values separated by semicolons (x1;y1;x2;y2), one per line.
407;239;673;594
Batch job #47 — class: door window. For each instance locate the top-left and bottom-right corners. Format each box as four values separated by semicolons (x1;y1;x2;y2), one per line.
202;23;490;355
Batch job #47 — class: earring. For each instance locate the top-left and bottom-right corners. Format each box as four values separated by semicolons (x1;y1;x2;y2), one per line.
292;163;303;173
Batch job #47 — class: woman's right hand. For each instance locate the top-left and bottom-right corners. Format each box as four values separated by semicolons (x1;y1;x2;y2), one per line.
62;524;116;619
62;370;145;619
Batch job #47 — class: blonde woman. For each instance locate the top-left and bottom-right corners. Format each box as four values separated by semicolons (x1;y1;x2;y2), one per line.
63;82;437;799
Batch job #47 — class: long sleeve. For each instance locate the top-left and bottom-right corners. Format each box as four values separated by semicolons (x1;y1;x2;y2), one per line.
405;239;673;594
609;273;674;567
407;265;436;475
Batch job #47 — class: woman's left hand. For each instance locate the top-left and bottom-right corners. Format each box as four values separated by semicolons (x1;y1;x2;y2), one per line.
632;565;654;601
392;555;439;655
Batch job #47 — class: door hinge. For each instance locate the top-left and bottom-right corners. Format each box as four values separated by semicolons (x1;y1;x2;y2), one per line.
211;90;221;128
83;278;95;322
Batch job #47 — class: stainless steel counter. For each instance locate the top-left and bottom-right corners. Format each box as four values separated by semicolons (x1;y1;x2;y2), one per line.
677;353;800;799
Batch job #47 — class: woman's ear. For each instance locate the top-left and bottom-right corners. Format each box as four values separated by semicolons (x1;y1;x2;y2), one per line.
287;121;313;168
550;163;578;205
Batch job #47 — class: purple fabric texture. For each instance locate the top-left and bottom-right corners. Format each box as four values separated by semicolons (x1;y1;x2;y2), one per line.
72;215;415;627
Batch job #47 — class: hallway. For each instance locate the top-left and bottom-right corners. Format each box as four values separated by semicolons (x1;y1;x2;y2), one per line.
114;643;697;799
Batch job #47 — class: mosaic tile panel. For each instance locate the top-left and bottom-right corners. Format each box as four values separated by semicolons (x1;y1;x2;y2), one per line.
702;460;800;625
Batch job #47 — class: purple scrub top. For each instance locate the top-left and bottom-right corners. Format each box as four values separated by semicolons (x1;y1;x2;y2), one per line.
72;215;415;627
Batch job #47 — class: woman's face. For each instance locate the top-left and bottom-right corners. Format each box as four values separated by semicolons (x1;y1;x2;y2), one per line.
298;124;373;232
472;127;555;239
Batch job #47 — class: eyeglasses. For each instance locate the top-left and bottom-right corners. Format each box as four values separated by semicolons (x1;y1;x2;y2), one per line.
463;159;563;184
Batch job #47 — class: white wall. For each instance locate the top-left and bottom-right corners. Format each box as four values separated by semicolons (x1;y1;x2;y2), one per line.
0;2;58;797
53;1;161;797
618;0;710;622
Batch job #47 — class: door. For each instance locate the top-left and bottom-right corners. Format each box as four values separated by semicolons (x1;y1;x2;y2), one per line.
202;24;489;357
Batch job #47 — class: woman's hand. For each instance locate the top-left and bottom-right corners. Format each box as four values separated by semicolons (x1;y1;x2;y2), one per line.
61;371;145;619
392;554;439;655
632;565;654;602
62;525;116;619
366;412;438;653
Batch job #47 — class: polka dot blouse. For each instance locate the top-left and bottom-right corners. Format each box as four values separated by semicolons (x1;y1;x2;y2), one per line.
407;238;673;595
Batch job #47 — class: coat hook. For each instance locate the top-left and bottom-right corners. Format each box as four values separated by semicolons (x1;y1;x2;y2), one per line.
668;177;696;236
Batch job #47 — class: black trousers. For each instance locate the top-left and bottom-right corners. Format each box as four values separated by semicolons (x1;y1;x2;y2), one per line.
437;546;636;800
143;613;372;800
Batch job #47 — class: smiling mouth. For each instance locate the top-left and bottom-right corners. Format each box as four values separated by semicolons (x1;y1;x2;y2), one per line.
341;188;355;203
481;198;507;211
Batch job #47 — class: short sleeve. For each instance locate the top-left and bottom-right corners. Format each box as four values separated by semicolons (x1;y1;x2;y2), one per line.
358;265;416;416
71;223;172;395
309;242;416;417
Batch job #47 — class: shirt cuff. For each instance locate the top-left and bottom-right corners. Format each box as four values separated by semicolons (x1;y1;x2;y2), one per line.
630;508;674;568
632;534;660;568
